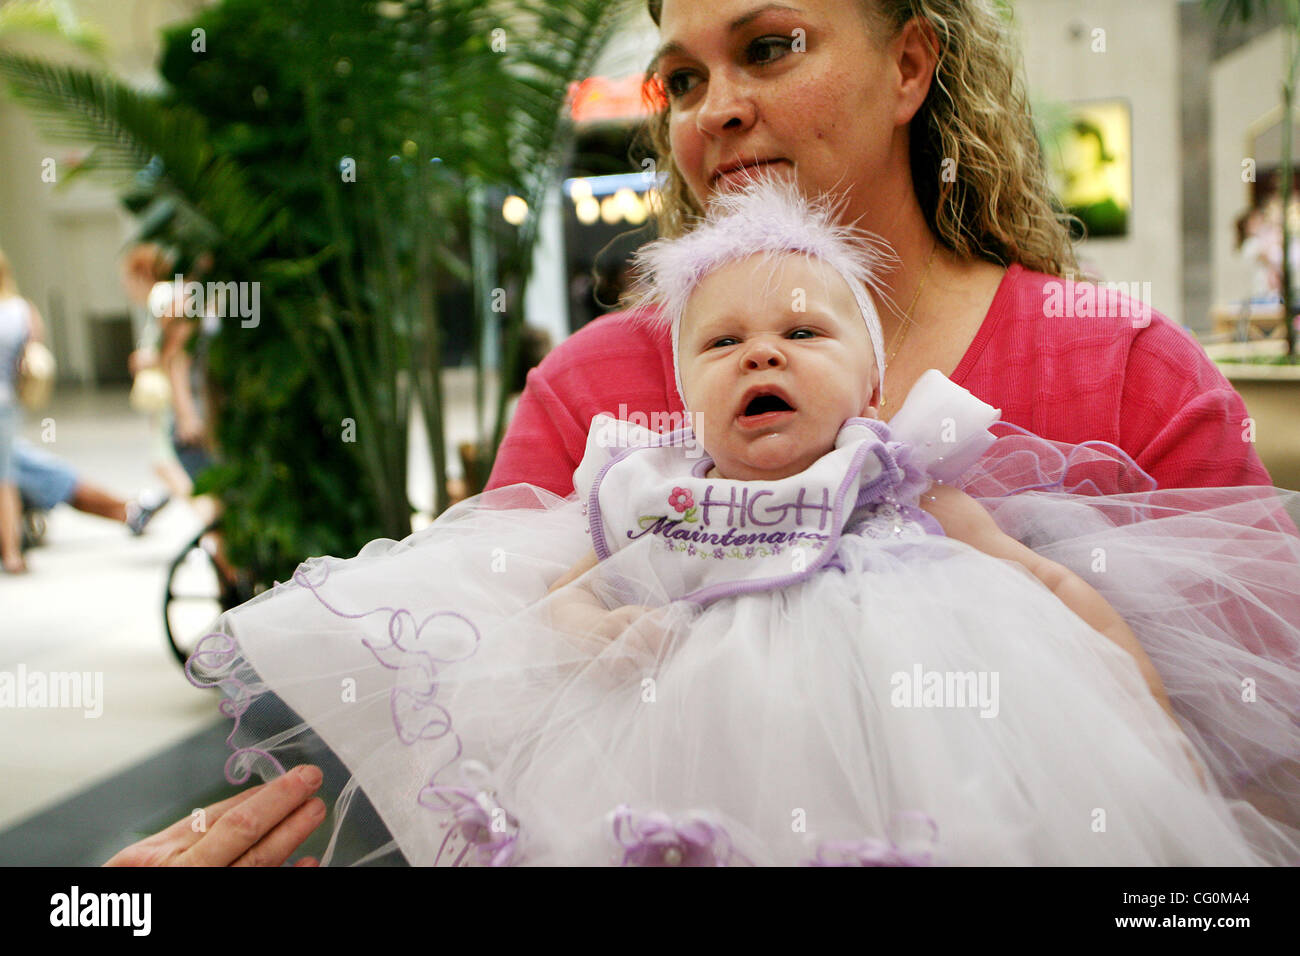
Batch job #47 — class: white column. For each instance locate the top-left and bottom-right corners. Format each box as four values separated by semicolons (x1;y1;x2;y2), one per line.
524;185;570;345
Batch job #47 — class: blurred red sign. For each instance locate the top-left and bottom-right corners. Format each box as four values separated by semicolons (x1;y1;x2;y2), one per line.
568;74;667;123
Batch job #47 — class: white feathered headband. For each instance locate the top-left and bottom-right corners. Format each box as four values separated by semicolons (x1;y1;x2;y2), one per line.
628;174;897;411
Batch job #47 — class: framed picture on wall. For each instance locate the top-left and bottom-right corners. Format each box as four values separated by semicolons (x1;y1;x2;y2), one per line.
1043;99;1133;240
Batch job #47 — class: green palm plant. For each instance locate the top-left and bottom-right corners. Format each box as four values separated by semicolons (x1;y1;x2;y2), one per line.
0;0;638;584
1205;0;1300;360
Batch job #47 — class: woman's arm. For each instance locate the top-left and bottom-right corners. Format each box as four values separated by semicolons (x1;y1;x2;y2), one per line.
919;483;1176;721
1122;319;1272;490
25;301;46;344
160;314;203;444
485;310;677;497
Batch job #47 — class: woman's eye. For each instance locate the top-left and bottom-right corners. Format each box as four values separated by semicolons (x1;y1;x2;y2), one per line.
663;70;700;99
749;35;794;66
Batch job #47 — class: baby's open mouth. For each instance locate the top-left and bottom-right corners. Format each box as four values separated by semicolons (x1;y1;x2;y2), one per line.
743;394;794;416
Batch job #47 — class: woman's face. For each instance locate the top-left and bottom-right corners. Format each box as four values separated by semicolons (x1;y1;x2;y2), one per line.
678;253;880;482
655;0;920;231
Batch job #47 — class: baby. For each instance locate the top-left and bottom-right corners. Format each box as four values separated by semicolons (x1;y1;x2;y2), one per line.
546;178;1181;731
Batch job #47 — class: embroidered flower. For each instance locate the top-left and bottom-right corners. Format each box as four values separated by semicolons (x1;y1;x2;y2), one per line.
610;806;746;867
771;543;782;555
744;546;756;558
668;487;694;513
712;548;725;560
687;544;696;556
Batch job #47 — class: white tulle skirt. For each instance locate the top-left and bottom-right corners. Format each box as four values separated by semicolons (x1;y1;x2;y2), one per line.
188;433;1300;866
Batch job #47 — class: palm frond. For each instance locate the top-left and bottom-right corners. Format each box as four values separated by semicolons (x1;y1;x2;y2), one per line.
1201;0;1287;29
0;51;280;258
500;0;637;204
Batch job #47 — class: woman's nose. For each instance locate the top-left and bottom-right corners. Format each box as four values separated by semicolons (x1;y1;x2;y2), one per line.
696;72;757;137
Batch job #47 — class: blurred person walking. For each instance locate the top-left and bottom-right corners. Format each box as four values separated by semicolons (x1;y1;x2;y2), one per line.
122;244;195;504
0;248;45;573
15;437;168;537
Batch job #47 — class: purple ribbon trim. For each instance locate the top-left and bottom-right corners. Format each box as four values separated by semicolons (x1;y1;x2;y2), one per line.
975;422;1158;497
186;557;528;862
805;811;940;867
186;631;288;784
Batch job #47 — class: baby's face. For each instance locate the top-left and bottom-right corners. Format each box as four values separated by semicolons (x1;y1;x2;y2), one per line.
678;253;881;481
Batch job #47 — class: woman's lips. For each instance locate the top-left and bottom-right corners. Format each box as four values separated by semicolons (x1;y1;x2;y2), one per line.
713;159;791;190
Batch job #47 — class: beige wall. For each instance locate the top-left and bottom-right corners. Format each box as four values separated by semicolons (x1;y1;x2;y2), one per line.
0;0;211;384
1014;0;1183;322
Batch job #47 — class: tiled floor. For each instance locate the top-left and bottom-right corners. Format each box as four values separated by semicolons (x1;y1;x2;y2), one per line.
0;374;489;864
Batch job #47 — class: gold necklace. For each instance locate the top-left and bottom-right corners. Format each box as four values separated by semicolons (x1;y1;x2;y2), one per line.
880;239;938;410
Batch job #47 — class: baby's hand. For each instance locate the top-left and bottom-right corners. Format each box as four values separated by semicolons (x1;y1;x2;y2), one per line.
593;604;653;639
595;604;671;677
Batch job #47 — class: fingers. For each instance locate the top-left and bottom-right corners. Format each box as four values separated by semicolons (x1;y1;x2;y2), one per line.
594;606;643;640
147;783;279;857
621;607;668;657
595;606;671;681
231;797;327;868
102;781;274;867
181;765;324;867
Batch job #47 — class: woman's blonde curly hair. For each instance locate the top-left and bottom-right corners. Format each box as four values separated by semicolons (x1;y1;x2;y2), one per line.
640;0;1080;277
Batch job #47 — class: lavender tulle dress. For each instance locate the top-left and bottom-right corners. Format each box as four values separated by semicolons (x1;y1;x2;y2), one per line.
187;371;1300;866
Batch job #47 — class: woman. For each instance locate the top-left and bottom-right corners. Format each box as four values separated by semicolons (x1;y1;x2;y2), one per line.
106;0;1269;866
121;244;197;505
489;0;1269;495
0;248;46;575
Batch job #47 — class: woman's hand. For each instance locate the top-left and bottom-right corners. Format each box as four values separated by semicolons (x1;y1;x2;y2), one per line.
174;410;205;446
128;346;159;377
103;765;326;867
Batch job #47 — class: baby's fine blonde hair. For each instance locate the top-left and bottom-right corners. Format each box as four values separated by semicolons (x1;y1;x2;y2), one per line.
640;0;1079;276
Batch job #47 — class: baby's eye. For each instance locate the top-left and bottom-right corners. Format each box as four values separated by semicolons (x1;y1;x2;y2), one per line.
749;35;795;66
788;328;816;339
662;70;700;100
709;336;739;348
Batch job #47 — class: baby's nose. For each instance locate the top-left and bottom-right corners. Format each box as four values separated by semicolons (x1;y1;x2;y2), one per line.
743;341;786;369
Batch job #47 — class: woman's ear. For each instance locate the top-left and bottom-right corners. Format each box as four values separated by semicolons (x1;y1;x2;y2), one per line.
891;17;939;127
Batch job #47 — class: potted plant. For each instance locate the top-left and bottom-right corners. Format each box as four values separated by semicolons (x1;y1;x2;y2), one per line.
0;0;635;585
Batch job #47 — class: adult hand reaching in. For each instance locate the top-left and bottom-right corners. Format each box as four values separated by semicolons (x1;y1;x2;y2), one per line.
103;765;327;867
